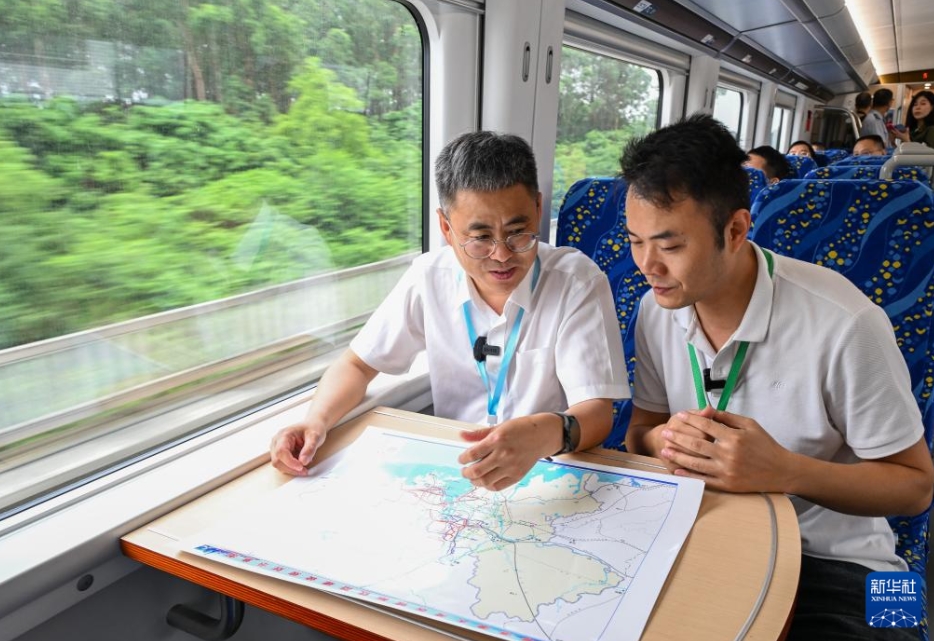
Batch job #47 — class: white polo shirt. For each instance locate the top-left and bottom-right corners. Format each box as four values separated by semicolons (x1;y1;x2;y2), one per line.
350;243;630;424
634;242;923;571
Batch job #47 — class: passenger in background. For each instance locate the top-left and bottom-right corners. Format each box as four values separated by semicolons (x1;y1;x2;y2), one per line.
620;114;933;641
787;139;826;166
860;88;894;141
852;134;887;156
891;89;934;148
811;140;826;153
854;90;872;125
787;139;816;158
744;145;792;184
270;131;629;490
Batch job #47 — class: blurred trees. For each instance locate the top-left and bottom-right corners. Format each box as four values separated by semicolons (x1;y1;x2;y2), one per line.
0;0;423;348
552;47;659;218
0;4;660;349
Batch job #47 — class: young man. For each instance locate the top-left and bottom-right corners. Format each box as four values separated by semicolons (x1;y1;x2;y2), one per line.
855;91;872;124
861;88;894;140
270;131;629;490
621;114;932;639
852;134;887;156
744;145;792;184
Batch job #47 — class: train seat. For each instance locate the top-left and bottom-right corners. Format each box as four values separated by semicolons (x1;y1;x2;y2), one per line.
555;177;645;449
750;177;934;638
805;165;928;181
822;148;851;163
833;154;891;166
744;165;769;204
784;154;817;178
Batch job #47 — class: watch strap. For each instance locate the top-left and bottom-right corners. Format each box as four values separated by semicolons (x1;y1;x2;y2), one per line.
551;412;581;456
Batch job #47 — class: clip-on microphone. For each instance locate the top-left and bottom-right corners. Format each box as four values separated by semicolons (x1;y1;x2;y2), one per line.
473;336;501;362
703;368;726;392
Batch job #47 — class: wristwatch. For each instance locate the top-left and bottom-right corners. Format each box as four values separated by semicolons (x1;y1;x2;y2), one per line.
551;412;581;456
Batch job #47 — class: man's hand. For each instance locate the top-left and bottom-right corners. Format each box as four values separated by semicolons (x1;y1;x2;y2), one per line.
270;422;329;476
456;414;559;491
648;412;714;474
657;406;794;493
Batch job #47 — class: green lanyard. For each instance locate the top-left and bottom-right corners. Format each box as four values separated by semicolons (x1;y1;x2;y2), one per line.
688;249;774;411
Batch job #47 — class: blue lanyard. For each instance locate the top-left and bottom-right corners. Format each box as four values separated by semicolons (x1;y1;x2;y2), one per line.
463;257;541;426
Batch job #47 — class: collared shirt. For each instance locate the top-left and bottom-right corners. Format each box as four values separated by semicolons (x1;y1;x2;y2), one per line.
861;109;888;139
350;243;629;423
633;242;923;571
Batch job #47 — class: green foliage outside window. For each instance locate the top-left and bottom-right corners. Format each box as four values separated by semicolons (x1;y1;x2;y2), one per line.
0;0;423;350
551;47;659;221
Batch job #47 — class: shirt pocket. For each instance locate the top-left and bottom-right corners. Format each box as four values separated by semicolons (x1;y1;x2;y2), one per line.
507;347;563;415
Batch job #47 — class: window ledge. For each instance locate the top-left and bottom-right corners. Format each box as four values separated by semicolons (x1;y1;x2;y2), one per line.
0;363;431;631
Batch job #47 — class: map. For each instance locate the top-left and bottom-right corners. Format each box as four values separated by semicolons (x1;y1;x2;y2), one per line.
186;427;704;641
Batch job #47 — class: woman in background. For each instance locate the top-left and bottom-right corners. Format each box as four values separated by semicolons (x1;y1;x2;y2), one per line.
892;90;934;148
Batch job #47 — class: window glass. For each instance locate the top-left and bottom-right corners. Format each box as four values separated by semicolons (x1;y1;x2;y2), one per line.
551;46;660;242
0;0;423;516
770;106;792;149
713;86;743;141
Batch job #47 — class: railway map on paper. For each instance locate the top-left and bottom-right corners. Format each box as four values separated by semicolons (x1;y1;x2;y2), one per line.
186;427;704;641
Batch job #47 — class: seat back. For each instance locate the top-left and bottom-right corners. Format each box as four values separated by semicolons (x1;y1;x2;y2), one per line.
805;165;928;181
744;166;769;204
823;148;851;163
833;154;891;166
750;178;934;630
555;177;647;449
784;154;817;178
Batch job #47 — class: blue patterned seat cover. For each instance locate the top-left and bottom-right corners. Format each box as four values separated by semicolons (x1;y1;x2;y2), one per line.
744;166;768;205
805;165;928;181
555;178;644;449
785;154;818;178
823;148;851;164
833;154;891;166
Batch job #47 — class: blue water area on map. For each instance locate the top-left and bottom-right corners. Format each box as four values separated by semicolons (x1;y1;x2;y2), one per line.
383;461;475;498
381;435;658;499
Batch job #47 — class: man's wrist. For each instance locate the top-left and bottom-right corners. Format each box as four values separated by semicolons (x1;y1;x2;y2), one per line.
551;412;581;456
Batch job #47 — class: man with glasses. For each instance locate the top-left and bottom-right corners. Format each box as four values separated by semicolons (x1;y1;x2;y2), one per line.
271;131;629;490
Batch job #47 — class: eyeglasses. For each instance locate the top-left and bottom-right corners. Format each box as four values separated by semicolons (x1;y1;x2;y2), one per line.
450;230;540;259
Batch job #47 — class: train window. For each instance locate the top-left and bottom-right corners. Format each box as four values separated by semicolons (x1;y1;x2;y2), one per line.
0;0;424;518
713;86;743;142
551;45;660;239
770;106;793;150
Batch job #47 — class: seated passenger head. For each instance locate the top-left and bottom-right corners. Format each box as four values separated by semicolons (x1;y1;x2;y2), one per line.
435;131;539;211
434;131;542;301
811;141;827;153
787;140;815;157
619;113;749;251
853;134;886;156
745;146;793;184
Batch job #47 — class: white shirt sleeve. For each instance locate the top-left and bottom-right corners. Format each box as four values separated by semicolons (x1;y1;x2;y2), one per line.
824;305;924;459
554;271;631;406
631;294;672;414
349;262;426;375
